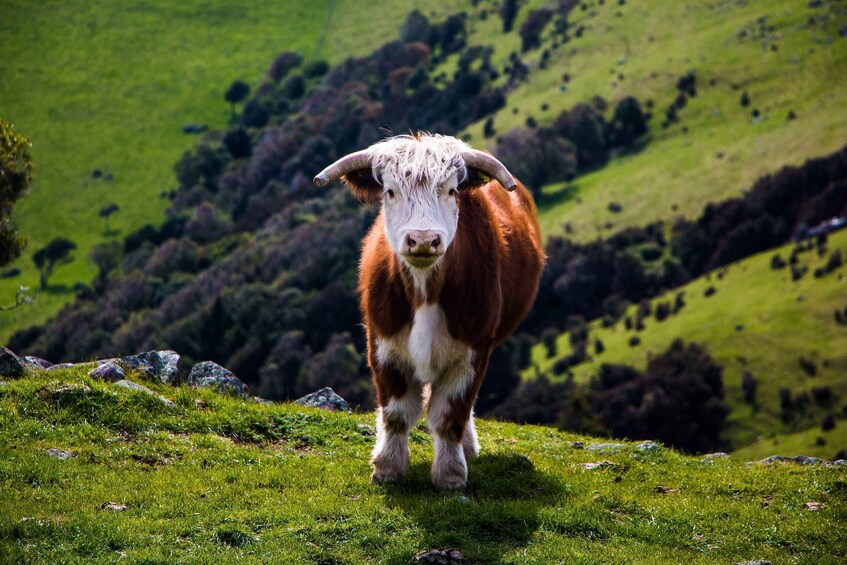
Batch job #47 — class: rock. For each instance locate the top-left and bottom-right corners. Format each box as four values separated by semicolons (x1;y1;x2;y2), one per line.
294;387;351;412
47;448;77;460
587;443;627;453
733;561;773;565
114;380;175;407
0;347;24;379
804;501;825;511
118;350;180;384
88;361;125;382
23;356;53;369
835;459;846;467
100;501;127;512
252;396;273;405
46;363;78;372
756;455;829;466
571;441;585;449
635;441;661;452
582;460;618;470
413;548;465;564
187;361;250;399
654;485;679;494
356;424;376;436
703;452;730;459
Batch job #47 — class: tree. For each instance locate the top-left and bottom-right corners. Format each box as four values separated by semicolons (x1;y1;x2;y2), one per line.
500;0;519;32
611;96;648;146
0;118;32;267
225;80;250;114
89;241;122;292
33;237;76;289
99;203;120;233
520;8;553;51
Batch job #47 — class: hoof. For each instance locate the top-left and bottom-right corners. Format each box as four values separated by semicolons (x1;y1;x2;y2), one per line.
371;468;403;485
432;474;467;490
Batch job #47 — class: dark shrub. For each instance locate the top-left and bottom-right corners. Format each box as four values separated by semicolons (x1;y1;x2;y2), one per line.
628;336;641;347
742;372;757;404
611;96;648;145
799;357;817;377
303;60;330;78
225;80;250;111
542;328;559;358
282;74;306;99
520;8;553;51
704;285;716;297
822;414;836;431
268;52;302;81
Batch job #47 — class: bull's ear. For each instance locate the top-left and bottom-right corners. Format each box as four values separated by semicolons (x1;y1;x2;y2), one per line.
458;167;492;191
341;168;382;204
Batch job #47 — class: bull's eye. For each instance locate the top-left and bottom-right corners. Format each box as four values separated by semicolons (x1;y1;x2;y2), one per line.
448;188;458;197
385;189;395;199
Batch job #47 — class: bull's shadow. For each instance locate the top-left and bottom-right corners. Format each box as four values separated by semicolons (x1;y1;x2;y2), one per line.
381;452;568;563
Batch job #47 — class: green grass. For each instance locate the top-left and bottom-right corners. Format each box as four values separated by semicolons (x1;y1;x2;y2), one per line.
2;367;846;563
460;0;847;241
529;229;847;456
0;0;468;343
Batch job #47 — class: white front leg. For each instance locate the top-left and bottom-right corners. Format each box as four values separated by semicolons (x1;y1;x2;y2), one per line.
371;387;422;484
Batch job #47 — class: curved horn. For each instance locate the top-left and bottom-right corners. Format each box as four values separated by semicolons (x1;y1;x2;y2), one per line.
313;149;373;187
461;149;517;191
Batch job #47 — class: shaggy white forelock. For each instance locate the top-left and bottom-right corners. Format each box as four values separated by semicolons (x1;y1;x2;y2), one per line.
368;134;470;188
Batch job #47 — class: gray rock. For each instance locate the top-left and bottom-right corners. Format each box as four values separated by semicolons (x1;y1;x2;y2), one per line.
46;363;78;372
587;443;627;453
88;361;125;382
47;448;77;460
571;441;585;449
114;380;175;407
413;548;465;564
294;387;351;412
733;561;773;565
0;347;24;379
182;123;208;134
23;356;53;369
635;440;662;452
118;350;180;384
187;361;250;398
703;452;730;459
835;459;846;467
756;455;829;466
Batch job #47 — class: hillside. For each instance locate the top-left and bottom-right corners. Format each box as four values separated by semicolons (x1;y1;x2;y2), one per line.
1;366;845;563
0;0;468;341
529;227;847;457
2;0;846;463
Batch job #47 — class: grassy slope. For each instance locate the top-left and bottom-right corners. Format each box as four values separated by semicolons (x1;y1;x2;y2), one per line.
461;0;847;240
0;0;467;343
1;368;845;564
529;229;847;457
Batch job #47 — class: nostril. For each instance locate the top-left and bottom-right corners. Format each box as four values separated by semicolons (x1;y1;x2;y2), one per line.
406;234;417;248
432;235;441;249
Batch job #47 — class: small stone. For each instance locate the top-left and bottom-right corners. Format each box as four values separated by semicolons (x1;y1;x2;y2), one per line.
0;347;24;379
654;485;679;494
571;441;585;449
456;495;471;504
732;561;773;565
46;363;78;372
88;361;125;383
187;361;251;399
582;460;617;470
47;448;77;460
23;356;53;369
252;396;273;405
703;452;730;459
356;424;376;436
100;502;127;512
114;380;175;407
804;501;825;511
413;548;465;564
587;443;626;453
756;455;829;466
834;459;846;467
635;441;661;452
295;387;351;412
118;350;180;384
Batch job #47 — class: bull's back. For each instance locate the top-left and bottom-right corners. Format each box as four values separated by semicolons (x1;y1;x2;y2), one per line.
481;180;544;343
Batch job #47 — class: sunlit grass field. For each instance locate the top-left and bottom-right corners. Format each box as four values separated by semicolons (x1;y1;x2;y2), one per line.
2;366;845;563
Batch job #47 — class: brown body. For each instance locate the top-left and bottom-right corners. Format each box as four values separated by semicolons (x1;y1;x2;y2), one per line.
360;180;543;445
314;133;544;489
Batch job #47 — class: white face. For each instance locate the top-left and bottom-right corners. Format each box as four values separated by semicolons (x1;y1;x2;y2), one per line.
379;170;461;270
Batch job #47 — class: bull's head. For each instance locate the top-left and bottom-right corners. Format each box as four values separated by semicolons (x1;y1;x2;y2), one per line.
314;134;516;270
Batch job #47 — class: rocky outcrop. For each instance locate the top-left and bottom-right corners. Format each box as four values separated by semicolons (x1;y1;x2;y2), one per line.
187;361;251;399
295;387;351;412
116;350;180;384
0;347;24;379
88;361;125;382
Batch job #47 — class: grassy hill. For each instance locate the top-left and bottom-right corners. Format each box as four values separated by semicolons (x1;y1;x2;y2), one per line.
460;0;847;241
0;0;468;342
529;228;847;458
2;366;845;563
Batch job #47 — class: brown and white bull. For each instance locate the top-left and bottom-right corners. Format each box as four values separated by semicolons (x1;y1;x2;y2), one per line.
314;133;544;489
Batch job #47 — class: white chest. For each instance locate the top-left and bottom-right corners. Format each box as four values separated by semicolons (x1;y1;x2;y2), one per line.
376;304;474;387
